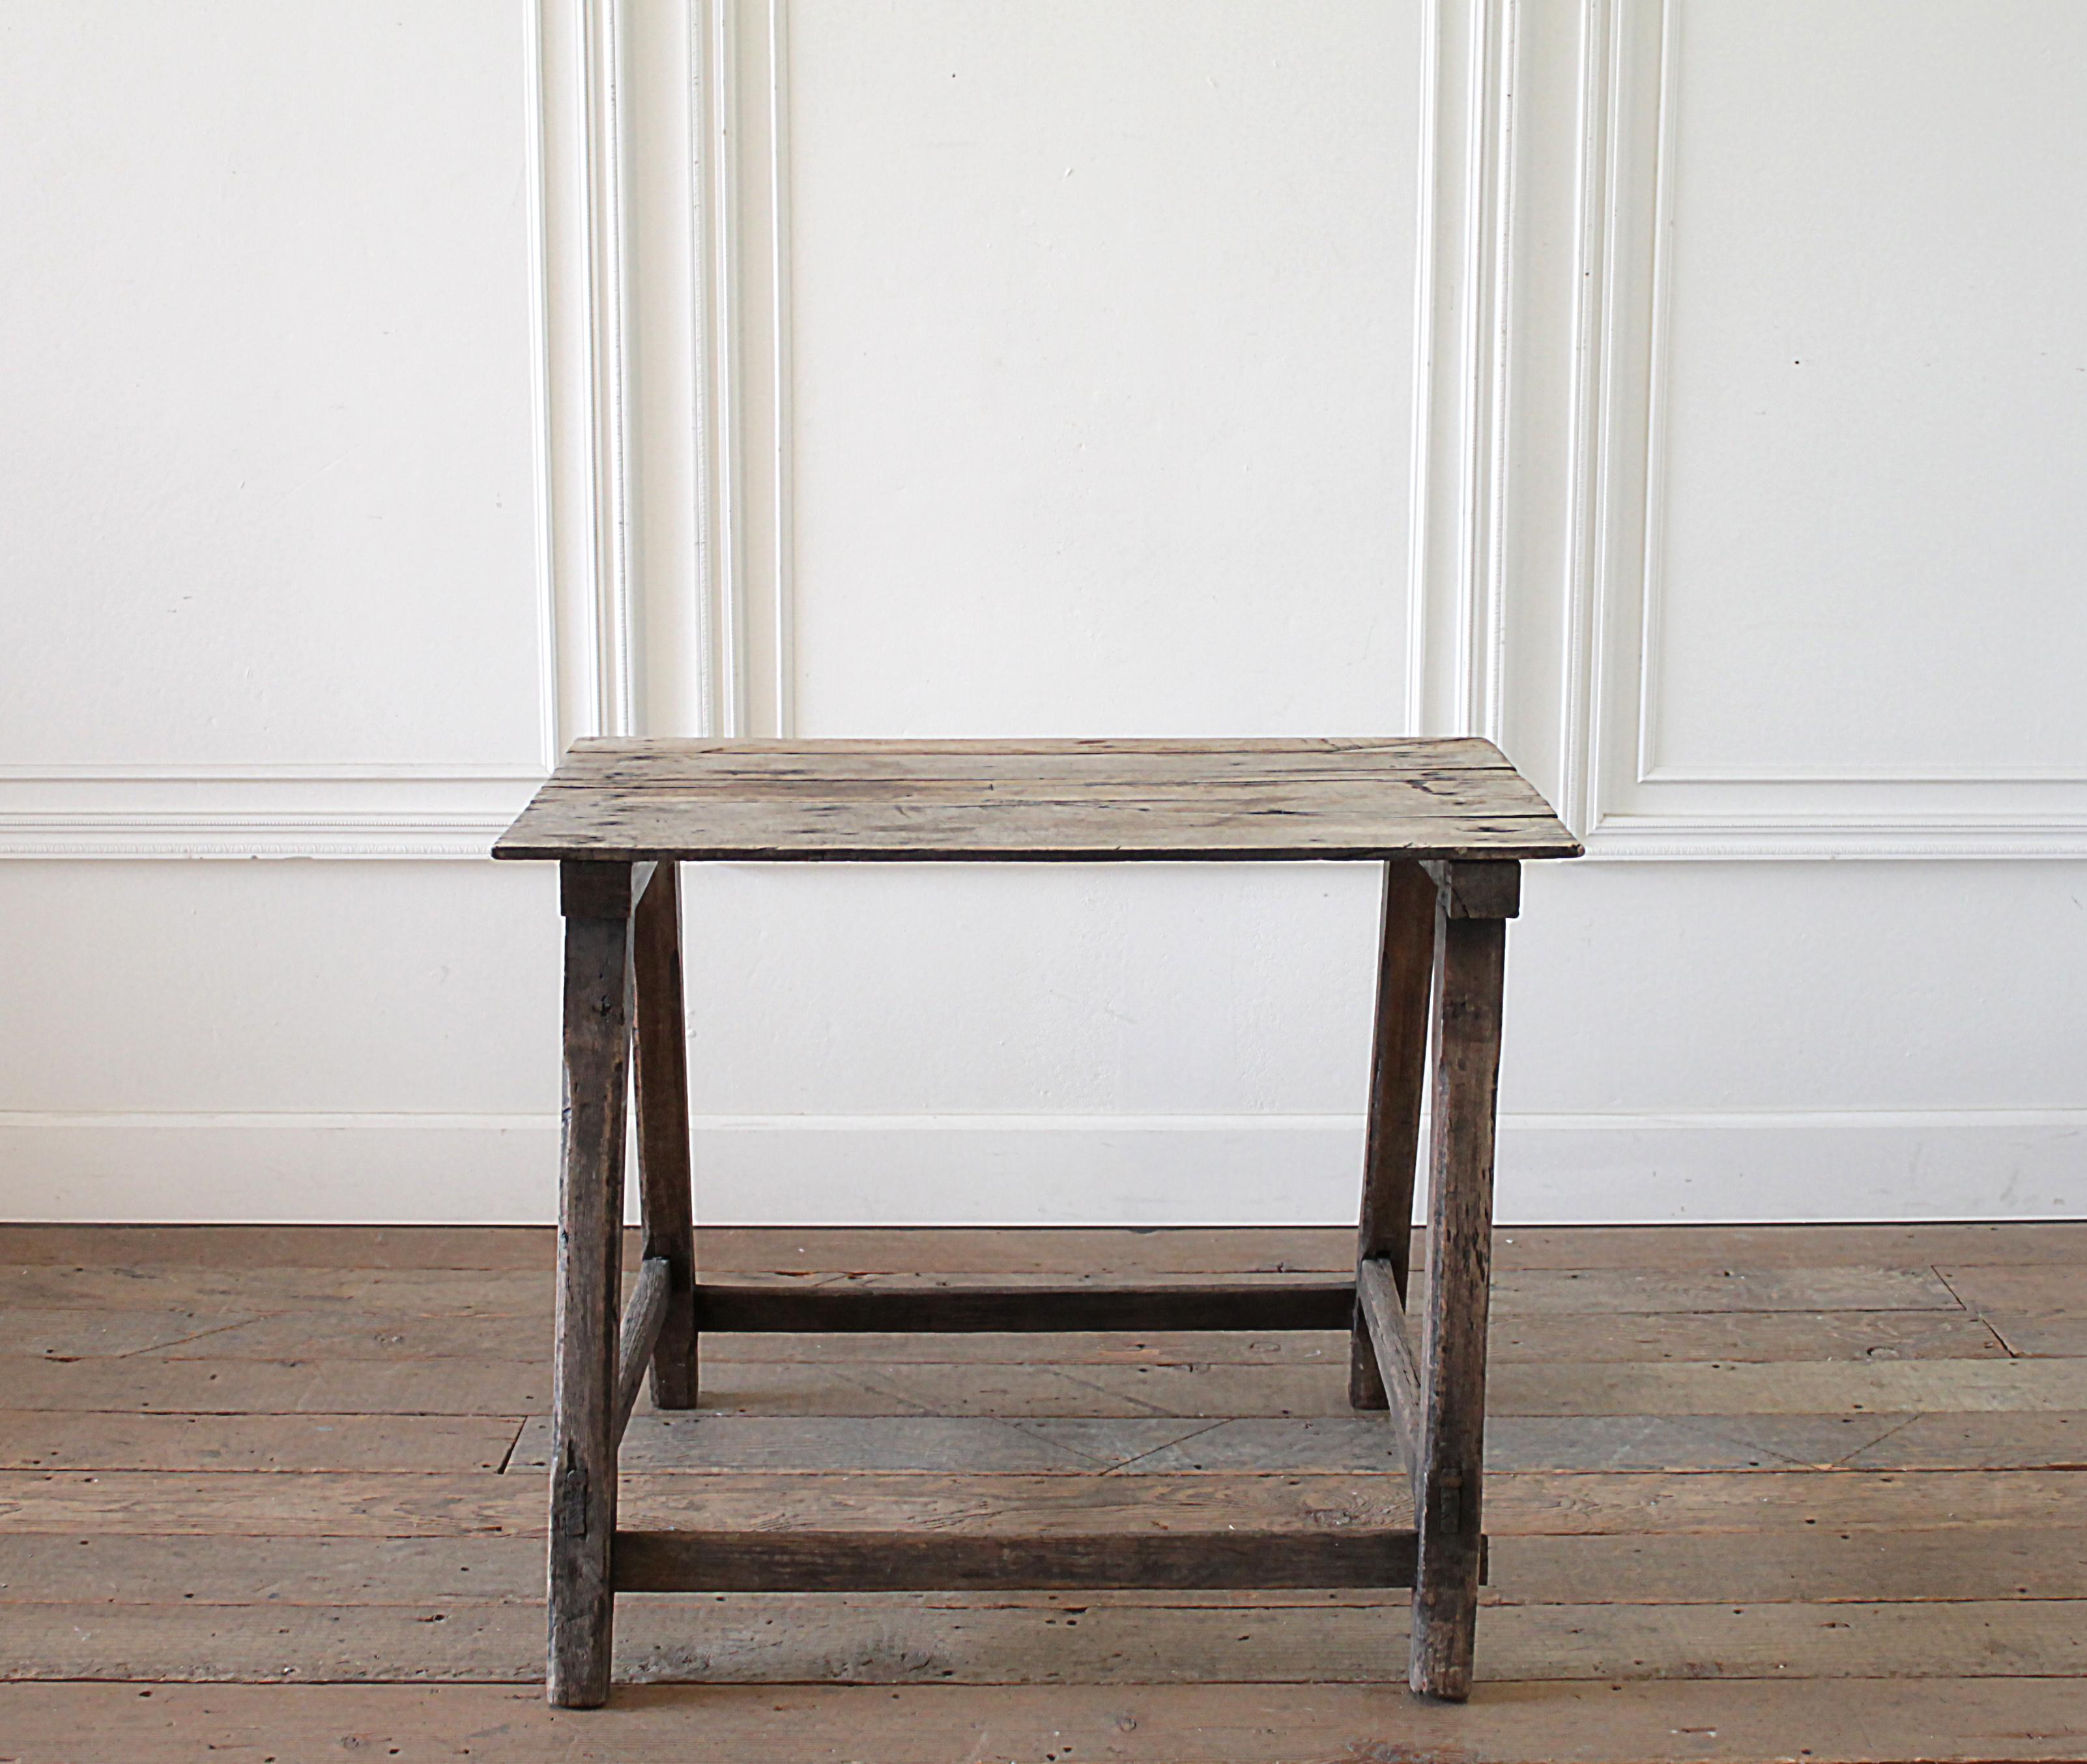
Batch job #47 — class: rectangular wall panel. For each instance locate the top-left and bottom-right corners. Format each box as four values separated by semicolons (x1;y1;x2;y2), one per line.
1650;0;2087;783
0;1;545;773
783;0;1422;735
1564;0;2087;851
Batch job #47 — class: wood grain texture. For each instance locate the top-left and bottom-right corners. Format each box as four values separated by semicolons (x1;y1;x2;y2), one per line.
0;1259;1961;1323
493;737;1581;862
547;865;632;1709
630;862;699;1410
1936;1264;2087;1313
22;1350;2087;1423
10;1527;2087;1609
16;1595;2087;1687
5;1219;2080;1273
0;1355;560;1415
0;1413;521;1474
1349;860;1436;1408
11;1466;2084;1539
38;1307;1981;1368
538;760;1536;1737
694;1279;1355;1333
3;1679;2083;1764
7;1222;2085;1759
1412;911;1506;1699
613;1258;670;1443
1937;1264;2087;1355
513;1410;2087;1477
513;1411;2087;1478
1484;1355;2087;1416
614;1527;1429;1593
1981;1313;2087;1356
1424;858;1523;920
1354;1258;1422;1480
14;1405;2082;1482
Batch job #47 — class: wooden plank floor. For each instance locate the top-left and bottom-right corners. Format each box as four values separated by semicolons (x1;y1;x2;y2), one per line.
1;1222;2084;1763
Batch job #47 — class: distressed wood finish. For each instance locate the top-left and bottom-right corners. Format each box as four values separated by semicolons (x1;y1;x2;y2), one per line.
8;1222;2087;1757
1424;858;1524;920
1355;1257;1424;1484
10;1303;1981;1367
0;1257;1970;1327
8;1679;2087;1764
693;1278;1355;1333
613;1258;671;1444
630;863;699;1409
547;861;633;1710
21;1463;2087;1541
20;1218;2085;1273
1411;903;1510;1700
1349;860;1439;1408
500;742;1573;1711
492;738;1581;863
13;1524;2087;1612
26;1595;2087;1690
612;1527;1437;1593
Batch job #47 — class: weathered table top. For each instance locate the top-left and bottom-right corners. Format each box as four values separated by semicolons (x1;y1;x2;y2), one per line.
493;737;1581;863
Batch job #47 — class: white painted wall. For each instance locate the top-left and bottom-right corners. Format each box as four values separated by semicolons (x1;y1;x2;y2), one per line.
3;0;2083;1225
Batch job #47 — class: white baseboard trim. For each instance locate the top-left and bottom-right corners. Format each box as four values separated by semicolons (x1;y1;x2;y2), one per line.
1;1108;2082;1225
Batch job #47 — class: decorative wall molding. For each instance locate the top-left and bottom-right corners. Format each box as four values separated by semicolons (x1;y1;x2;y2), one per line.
593;0;790;742
698;0;795;737
1407;0;1519;740
1548;0;2087;860
537;0;635;749
22;2;2077;863
1578;815;2087;864
0;0;633;861
0;771;543;860
1551;0;1618;837
8;1107;2077;1224
539;0;790;746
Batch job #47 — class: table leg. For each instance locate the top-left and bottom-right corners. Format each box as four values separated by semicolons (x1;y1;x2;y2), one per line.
1410;863;1511;1701
1349;860;1437;1408
633;863;700;1408
547;861;634;1709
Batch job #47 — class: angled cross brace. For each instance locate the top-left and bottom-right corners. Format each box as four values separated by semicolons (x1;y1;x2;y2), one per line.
1355;1255;1422;1494
612;1256;672;1444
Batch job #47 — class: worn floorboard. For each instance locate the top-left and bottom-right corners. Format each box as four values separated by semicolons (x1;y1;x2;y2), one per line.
18;1353;2087;1421
0;1413;524;1475
5;1219;2084;1271
1;1222;2081;1764
10;1594;2086;1685
9;1527;2085;1608
3;1679;2085;1764
7;1308;2014;1368
5;1307;2012;1366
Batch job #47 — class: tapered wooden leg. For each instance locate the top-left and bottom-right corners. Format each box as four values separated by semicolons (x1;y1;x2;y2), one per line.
1409;862;1511;1701
547;861;633;1709
1349;860;1439;1410
632;863;699;1409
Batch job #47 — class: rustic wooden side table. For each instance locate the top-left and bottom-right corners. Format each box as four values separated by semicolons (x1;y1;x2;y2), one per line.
493;736;1580;1709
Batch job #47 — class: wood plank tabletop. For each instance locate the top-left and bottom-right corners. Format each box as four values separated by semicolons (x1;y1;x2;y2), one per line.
493;738;1582;863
